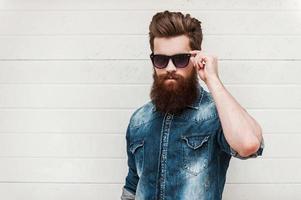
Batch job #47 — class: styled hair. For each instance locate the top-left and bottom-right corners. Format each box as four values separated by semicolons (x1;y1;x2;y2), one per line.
148;10;203;52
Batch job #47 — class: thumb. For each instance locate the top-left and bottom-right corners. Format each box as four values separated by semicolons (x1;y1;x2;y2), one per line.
189;50;202;55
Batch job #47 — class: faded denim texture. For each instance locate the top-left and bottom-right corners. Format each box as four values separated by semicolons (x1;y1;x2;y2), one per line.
121;84;264;200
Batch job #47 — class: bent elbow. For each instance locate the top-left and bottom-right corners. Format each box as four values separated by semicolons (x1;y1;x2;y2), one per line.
237;139;261;157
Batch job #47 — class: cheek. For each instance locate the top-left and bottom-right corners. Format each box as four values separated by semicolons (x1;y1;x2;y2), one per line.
154;68;166;76
177;67;192;78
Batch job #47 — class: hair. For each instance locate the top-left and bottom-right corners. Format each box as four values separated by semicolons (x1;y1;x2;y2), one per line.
148;10;203;52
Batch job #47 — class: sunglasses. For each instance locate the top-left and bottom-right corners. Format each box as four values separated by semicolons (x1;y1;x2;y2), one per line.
150;52;192;69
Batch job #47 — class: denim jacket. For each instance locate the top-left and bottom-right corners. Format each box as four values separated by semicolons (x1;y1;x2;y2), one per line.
121;84;264;200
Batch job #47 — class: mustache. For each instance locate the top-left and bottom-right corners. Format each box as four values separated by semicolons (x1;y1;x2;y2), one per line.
157;72;182;80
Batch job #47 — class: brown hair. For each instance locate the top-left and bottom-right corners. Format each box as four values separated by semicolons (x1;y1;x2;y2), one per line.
148;10;203;52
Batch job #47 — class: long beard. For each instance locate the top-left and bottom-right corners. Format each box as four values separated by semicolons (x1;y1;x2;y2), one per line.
150;67;199;115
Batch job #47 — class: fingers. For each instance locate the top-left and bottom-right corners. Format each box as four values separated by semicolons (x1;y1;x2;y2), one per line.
189;50;201;55
189;50;205;69
192;57;204;70
190;56;196;67
190;50;216;62
189;50;205;59
198;58;205;69
190;56;203;70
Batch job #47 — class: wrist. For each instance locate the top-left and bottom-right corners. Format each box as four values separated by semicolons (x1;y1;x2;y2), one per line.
206;75;221;88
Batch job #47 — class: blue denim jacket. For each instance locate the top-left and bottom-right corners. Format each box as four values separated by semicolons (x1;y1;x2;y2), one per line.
121;84;264;200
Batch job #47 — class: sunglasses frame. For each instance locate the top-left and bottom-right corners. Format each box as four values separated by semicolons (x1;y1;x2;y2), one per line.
150;52;192;69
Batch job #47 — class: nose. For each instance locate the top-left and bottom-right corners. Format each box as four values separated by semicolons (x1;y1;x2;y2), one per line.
165;58;176;72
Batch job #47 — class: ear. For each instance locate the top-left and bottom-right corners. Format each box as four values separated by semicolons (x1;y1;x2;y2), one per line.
190;56;196;67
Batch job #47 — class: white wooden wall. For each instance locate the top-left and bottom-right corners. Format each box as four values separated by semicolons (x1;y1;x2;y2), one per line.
0;0;300;199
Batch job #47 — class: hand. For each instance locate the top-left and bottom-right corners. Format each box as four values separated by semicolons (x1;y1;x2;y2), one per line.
189;50;220;85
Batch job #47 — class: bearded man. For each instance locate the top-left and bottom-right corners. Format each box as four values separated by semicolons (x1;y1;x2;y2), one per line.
121;10;264;200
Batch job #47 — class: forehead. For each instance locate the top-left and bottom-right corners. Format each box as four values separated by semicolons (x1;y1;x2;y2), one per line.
153;35;191;55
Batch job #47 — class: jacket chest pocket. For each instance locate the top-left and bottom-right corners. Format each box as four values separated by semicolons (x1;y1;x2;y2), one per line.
181;134;210;176
129;139;145;177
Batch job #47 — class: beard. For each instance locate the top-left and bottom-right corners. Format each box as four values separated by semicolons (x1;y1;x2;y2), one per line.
150;67;200;115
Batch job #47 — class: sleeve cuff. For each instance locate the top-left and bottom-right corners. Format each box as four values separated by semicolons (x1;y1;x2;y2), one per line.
121;187;135;200
230;137;264;160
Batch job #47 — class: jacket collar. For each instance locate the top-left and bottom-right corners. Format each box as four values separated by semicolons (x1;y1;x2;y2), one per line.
151;84;204;113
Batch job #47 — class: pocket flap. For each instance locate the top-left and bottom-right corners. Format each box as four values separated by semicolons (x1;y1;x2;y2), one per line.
182;135;210;150
129;139;144;154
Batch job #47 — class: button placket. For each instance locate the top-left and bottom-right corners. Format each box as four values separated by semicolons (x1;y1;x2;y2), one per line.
158;113;173;200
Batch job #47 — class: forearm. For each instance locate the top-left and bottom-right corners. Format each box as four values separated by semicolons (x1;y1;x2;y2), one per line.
206;76;263;156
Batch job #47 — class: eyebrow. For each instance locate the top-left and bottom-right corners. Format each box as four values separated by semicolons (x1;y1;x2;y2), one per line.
153;52;190;55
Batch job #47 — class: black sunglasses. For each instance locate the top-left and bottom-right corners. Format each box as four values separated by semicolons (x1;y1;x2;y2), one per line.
150;53;192;69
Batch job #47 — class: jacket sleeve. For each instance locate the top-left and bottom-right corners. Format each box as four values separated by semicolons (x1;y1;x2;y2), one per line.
121;187;136;200
121;123;138;199
217;127;264;160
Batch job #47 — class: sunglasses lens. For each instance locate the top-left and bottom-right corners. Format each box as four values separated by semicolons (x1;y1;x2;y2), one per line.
153;55;169;69
151;53;191;69
173;54;190;68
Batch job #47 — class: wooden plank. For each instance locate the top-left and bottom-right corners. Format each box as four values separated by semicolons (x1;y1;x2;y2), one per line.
0;133;126;158
0;109;299;133
223;183;301;200
0;158;300;183
1;0;300;10
0;85;300;109
0;36;299;59
0;133;298;158
0;110;132;133
0;11;300;35
0;183;299;200
0;60;299;84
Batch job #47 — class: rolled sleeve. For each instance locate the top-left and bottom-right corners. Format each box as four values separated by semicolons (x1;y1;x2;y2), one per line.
217;127;264;160
121;187;135;200
122;123;138;198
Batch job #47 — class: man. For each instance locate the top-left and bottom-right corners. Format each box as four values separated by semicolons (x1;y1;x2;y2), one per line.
121;10;264;200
